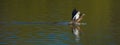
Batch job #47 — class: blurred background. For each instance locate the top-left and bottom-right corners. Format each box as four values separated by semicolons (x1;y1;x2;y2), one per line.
0;0;120;45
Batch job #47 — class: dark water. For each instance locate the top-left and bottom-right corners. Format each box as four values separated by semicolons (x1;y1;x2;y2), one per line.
0;0;120;45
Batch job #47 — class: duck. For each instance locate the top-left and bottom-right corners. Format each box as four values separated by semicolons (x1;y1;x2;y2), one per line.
69;9;85;25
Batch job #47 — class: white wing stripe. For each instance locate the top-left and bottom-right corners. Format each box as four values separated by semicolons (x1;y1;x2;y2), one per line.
73;11;80;20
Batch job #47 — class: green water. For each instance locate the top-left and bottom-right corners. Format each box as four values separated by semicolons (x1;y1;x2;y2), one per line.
0;0;120;45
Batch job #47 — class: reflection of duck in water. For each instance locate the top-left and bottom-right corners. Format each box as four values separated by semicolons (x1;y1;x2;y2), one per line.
70;25;83;41
69;9;85;25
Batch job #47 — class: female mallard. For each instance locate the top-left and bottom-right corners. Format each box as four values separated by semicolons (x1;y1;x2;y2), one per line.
69;9;85;25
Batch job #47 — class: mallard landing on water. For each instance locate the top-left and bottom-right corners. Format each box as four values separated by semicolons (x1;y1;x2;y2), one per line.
69;9;85;25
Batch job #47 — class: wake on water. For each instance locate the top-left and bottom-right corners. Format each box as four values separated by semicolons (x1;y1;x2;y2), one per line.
0;21;87;25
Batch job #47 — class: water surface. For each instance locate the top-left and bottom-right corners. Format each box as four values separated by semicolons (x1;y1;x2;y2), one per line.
0;0;120;45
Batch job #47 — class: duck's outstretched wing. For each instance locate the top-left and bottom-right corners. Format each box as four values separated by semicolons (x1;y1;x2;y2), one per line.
72;9;80;20
72;9;78;19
